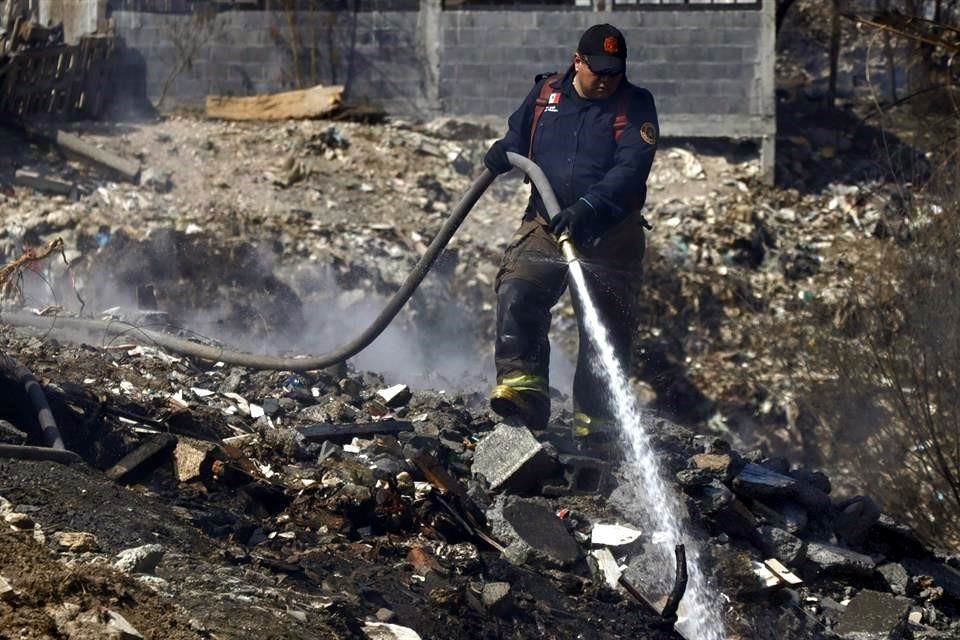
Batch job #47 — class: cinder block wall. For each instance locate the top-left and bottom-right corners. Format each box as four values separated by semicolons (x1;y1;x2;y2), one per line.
108;0;431;115
100;0;774;173
440;6;773;137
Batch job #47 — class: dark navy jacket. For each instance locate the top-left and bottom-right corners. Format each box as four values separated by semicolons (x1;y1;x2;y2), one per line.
500;67;658;229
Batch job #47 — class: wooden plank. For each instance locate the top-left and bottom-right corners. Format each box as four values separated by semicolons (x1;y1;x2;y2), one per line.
105;433;176;481
764;558;803;585
296;419;412;444
14;169;76;196
54;130;140;182
205;84;343;122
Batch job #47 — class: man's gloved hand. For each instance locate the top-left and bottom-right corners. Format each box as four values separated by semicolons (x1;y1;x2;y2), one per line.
547;198;596;243
483;140;513;175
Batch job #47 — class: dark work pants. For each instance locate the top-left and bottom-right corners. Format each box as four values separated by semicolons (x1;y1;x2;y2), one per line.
494;211;646;424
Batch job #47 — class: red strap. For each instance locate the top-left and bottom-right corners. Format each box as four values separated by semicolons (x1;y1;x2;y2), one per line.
613;91;628;143
529;76;631;155
528;74;560;158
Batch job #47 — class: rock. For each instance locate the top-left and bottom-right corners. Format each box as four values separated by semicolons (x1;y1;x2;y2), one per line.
806;542;876;578
4;512;34;530
105;609;144;639
374;608;395;622
694;480;734;515
829;496;880;546
833;590;911;640
0;419;27;445
691;452;733;481
376;384;412;407
472;423;557;493
712;501;758;538
901;558;960;601
793;480;831;512
423;116;500;140
318;441;342;462
435;542;480;573
779;501;809;535
139;167;173;193
878;563;909;595
757;525;805;565
54;531;99;552
407;546;442;576
363;622;423;639
114;544;165;575
172;437;218;482
0;575;14;602
488;496;582;569
789;468;832;494
733;462;796;500
481;581;513;616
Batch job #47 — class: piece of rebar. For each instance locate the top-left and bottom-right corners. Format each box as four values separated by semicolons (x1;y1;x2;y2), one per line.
662;544;688;622
616;543;687;625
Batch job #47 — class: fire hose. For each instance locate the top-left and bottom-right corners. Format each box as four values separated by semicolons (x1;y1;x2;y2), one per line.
2;153;564;372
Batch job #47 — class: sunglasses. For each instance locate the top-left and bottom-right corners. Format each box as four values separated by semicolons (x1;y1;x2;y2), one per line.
581;54;624;78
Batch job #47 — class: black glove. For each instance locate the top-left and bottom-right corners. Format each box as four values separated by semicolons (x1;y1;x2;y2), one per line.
547;198;596;243
483;140;512;175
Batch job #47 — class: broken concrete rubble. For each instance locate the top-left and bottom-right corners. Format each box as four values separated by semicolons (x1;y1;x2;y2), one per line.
472;422;557;492
833;590;912;640
488;495;582;569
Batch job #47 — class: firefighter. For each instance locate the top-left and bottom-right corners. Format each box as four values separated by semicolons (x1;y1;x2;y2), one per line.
483;23;659;448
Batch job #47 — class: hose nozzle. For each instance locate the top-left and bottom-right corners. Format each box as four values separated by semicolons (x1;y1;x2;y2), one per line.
558;232;579;264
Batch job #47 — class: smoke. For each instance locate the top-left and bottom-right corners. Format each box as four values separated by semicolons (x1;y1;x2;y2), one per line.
9;230;577;398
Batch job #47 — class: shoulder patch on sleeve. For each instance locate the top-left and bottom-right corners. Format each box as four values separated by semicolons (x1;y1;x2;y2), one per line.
639;122;659;145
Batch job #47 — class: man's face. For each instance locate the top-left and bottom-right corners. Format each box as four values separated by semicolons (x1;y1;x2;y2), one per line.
574;53;624;99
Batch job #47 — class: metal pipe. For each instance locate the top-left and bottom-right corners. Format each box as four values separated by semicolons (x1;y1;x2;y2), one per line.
0;353;65;449
2;153;563;372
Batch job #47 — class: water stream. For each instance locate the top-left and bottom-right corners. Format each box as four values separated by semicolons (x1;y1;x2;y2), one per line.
567;259;725;640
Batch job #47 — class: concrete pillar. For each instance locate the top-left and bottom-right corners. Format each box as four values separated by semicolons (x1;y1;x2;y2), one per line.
417;0;441;116
759;0;777;185
38;0;106;43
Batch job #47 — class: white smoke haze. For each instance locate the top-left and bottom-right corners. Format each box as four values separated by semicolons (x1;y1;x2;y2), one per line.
9;231;577;399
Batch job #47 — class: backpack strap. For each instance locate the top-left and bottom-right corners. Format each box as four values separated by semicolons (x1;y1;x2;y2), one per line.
613;90;629;143
528;73;560;159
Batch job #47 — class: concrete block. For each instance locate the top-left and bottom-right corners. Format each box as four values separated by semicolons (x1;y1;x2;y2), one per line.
487;495;582;569
114;544;165;575
806;542;876;579
833;590;911;640
472;422;557;492
542;453;611;497
757;525;805;565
